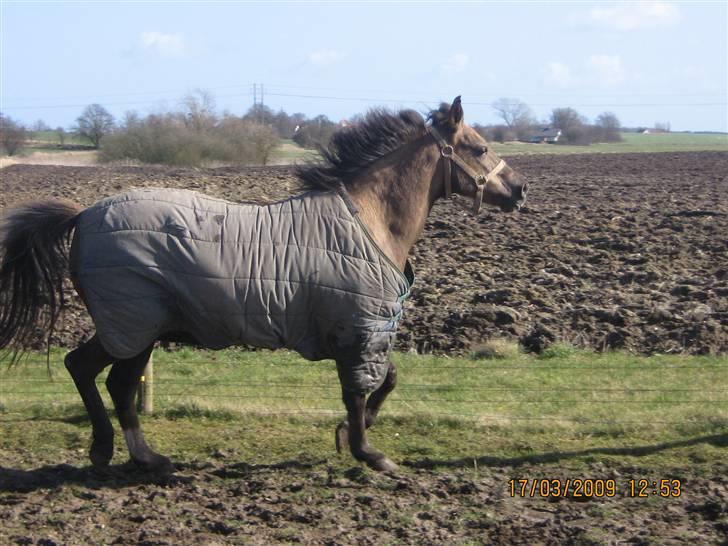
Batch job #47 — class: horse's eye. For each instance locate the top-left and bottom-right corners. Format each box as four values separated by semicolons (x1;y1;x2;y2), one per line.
478;146;488;156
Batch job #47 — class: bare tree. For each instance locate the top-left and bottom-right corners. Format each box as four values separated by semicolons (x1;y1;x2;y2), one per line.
551;107;588;144
55;126;66;147
76;104;115;148
0;113;27;156
594;112;622;142
182;89;217;133
32;119;51;133
247;122;280;165
491;98;535;131
292;114;338;149
244;104;276;127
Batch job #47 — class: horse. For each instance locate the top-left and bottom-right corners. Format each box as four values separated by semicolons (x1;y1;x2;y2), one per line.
0;97;527;473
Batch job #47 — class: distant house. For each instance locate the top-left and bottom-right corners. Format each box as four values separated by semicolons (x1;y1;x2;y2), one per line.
529;127;562;144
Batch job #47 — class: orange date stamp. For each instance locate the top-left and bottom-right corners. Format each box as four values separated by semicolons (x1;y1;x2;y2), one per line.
508;478;682;498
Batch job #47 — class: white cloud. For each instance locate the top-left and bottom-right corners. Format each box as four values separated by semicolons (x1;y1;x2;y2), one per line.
581;1;680;31
441;53;469;74
588;54;625;86
140;31;184;55
545;61;576;87
544;55;627;88
309;49;345;66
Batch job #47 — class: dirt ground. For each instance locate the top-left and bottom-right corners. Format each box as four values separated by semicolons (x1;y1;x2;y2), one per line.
1;151;726;356
1;446;727;545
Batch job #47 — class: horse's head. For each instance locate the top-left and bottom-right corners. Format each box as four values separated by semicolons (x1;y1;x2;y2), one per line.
428;96;528;214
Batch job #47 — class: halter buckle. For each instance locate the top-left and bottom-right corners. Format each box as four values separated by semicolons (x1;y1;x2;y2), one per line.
441;145;454;158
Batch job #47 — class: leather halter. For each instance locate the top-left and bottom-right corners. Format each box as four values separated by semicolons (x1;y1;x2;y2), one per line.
427;124;506;215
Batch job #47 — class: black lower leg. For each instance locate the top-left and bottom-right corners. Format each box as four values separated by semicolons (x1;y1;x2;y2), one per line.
341;389;397;471
364;361;397;428
336;361;397;454
106;345;170;471
64;335;115;466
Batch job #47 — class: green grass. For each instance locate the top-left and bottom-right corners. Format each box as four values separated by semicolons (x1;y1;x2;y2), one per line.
273;133;728;162
269;138;319;164
28;130;93;147
491;132;728;156
14;132;727;164
1;347;726;469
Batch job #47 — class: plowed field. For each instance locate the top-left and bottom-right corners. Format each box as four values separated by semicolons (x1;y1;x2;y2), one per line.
2;151;726;356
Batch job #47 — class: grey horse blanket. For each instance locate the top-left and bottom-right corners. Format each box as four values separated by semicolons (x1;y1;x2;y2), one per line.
71;188;413;393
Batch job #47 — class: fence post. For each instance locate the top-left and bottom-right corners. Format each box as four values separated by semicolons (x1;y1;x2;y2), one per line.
136;351;154;414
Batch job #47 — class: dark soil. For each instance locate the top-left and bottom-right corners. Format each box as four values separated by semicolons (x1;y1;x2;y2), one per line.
1;452;726;545
1;151;726;356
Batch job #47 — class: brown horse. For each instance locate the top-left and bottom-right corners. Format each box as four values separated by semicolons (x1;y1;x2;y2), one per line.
0;97;526;472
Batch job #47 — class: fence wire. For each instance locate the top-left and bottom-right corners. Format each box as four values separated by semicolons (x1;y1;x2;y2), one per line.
2;352;727;427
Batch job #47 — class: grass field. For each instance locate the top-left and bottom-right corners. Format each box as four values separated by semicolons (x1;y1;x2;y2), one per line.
27;130;94;148
13;132;726;167
2;347;726;470
491;132;728;156
269;138;319;165
273;132;728;162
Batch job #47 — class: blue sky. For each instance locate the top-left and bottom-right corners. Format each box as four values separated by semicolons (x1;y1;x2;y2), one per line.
2;1;726;132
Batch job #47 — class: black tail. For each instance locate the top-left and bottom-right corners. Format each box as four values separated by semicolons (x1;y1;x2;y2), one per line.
0;199;83;356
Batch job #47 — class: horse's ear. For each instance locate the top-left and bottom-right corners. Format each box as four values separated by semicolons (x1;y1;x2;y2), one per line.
449;96;464;128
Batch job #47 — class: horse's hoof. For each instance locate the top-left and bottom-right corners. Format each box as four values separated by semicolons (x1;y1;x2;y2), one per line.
132;453;174;474
335;421;349;454
368;456;398;472
89;441;113;467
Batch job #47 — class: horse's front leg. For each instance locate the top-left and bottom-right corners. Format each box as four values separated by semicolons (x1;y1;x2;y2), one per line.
336;360;397;452
340;388;397;472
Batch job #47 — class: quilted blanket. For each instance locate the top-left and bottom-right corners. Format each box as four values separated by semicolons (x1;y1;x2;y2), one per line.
71;188;413;393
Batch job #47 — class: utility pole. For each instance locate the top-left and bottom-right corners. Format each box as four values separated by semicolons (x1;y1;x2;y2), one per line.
253;83;257;106
259;83;264;124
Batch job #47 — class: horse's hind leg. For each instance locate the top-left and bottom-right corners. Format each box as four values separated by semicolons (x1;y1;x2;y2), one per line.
336;360;397;454
105;345;171;473
64;335;115;466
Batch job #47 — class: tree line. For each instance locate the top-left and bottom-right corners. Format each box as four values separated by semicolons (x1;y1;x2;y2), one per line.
2;92;671;163
479;98;623;145
0;90;340;166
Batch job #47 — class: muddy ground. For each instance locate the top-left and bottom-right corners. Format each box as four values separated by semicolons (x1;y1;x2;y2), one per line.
1;151;726;355
1;447;727;545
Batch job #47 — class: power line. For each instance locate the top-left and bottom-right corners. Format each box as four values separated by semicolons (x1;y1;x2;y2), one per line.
2;87;725;112
1;84;258;103
266;91;726;108
263;82;727;98
1;92;253;111
6;82;724;103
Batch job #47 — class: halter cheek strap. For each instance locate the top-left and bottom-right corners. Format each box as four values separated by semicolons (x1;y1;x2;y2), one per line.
427;125;506;215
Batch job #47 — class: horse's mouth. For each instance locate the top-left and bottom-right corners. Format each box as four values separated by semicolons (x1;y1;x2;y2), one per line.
499;201;525;213
497;190;527;213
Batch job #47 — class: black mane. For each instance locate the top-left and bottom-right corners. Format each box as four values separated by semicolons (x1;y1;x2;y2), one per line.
296;106;451;191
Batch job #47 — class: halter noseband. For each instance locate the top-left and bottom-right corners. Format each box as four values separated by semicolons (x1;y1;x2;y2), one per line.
427;124;506;215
